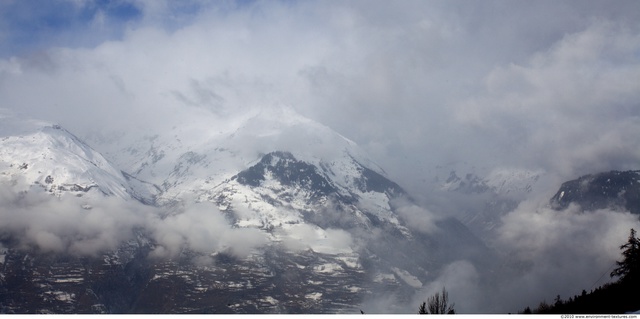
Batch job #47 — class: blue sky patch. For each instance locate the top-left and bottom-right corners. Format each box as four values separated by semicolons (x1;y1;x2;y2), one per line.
0;0;143;57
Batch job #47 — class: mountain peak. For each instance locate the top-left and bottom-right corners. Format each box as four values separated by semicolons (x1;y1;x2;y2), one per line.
89;106;386;203
0;112;133;199
0;108;492;314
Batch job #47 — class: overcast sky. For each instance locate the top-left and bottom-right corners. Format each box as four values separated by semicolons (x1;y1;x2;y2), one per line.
1;1;640;313
1;0;639;196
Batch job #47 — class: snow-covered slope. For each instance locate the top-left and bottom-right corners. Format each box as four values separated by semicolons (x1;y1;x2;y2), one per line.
203;150;410;248
433;165;545;241
0;111;135;200
90;106;387;205
82;106;490;298
0;107;494;313
439;167;544;198
484;168;544;197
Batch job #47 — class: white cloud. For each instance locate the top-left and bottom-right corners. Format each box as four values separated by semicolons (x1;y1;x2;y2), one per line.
0;185;267;258
280;223;353;254
0;184;149;255
393;198;440;235
454;22;640;180
1;1;640;313
490;200;640;311
0;2;638;192
415;260;481;313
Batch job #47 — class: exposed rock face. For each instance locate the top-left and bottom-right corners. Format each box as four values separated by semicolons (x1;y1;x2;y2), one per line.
550;170;640;214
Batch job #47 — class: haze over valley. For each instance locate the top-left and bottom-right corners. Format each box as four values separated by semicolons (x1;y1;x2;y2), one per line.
1;0;639;314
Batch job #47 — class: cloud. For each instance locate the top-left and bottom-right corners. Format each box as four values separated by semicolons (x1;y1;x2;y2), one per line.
488;200;640;312
392;198;440;235
0;184;267;259
279;223;354;255
0;183;149;255
1;0;640;313
395;199;640;314
360;259;482;314
0;1;638;195
148;200;267;259
455;22;640;180
414;260;481;314
0;180;363;262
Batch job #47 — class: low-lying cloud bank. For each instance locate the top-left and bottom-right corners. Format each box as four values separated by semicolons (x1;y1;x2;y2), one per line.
2;177;640;313
360;196;640;313
437;202;639;313
490;201;640;312
0;184;267;259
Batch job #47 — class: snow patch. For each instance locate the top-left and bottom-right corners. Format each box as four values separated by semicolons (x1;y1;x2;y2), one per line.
485;168;544;195
52;277;84;284
373;273;397;283
305;292;323;300
346;286;362;293
335;256;361;269
46;291;75;302
392;267;423;288
259;296;279;305
313;263;344;274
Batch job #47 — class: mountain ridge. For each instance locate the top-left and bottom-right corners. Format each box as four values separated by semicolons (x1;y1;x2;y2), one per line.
0;112;135;200
0;108;493;313
550;170;640;214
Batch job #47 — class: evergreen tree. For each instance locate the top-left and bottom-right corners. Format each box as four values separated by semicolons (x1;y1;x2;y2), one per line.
553;295;563;307
418;302;427;314
610;228;640;281
535;300;550;313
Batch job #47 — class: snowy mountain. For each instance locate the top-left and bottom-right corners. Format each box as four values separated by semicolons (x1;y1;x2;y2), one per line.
433;166;544;241
0;107;492;313
203;150;406;232
440;170;490;194
439;168;543;198
0;111;140;200
89;106;387;206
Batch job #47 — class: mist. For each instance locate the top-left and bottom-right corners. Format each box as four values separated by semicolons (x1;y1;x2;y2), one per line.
0;182;267;259
1;0;640;314
360;199;640;314
490;202;640;312
1;1;638;192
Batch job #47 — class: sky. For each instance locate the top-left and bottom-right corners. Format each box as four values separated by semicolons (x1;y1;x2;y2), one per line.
1;0;640;313
1;0;639;195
